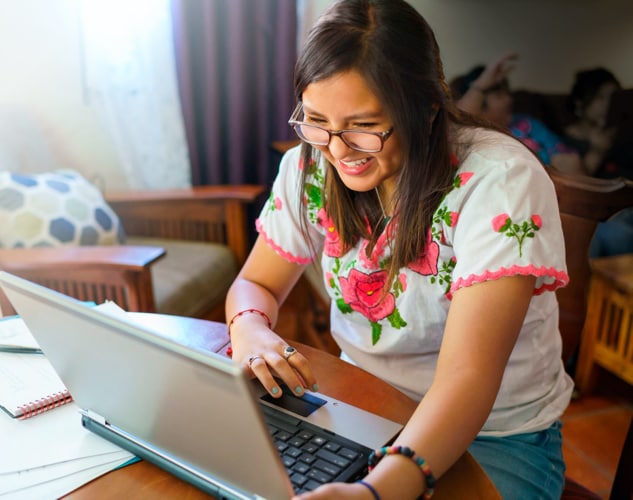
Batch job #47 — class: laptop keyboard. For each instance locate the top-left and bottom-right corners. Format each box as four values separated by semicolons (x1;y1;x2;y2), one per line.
260;403;371;493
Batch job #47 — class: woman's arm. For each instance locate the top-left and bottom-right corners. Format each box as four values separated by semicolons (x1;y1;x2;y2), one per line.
456;51;517;114
226;235;318;397
297;274;536;499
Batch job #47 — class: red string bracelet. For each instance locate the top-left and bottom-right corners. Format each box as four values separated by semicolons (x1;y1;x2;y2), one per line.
227;308;272;337
368;445;436;499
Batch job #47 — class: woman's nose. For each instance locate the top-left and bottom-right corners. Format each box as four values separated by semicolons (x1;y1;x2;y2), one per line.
327;134;353;159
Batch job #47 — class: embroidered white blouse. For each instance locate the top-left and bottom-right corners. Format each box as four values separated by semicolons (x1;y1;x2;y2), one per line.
257;128;574;437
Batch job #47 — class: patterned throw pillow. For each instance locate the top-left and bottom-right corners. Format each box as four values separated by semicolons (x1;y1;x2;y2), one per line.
0;170;125;248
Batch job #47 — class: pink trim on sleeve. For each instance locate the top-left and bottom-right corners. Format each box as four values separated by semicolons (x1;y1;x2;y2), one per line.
449;265;569;299
256;219;314;265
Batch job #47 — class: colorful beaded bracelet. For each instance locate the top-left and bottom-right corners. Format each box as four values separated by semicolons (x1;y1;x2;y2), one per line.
227;308;272;336
368;445;436;499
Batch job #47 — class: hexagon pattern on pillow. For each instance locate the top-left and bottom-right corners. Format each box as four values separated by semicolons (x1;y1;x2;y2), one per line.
0;170;126;248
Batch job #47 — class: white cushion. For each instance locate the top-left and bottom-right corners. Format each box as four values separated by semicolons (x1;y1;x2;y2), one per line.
0;170;125;248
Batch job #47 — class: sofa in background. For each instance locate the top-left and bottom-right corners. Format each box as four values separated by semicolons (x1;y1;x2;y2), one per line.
0;175;265;322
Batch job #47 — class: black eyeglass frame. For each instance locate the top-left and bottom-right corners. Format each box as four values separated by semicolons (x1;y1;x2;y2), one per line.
288;103;394;153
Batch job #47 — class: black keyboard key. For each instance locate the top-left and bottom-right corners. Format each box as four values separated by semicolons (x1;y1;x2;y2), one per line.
302;442;319;454
304;480;322;491
275;430;292;441
338;447;360;461
288;436;306;447
292;462;310;475
324;442;341;453
286;446;303;458
307;468;333;484
310;436;328;447
290;472;309;487
314;459;342;477
299;453;317;465
297;430;314;440
316;449;351;468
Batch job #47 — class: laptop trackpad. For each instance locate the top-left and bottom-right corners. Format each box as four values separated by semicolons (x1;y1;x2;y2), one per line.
261;384;326;417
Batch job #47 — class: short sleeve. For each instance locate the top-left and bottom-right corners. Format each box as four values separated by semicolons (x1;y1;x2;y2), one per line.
256;145;325;264
443;131;568;295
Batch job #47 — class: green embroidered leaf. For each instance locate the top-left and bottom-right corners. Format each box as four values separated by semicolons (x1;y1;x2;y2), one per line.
332;257;341;274
387;309;407;329
371;322;382;345
336;298;353;314
305;183;323;207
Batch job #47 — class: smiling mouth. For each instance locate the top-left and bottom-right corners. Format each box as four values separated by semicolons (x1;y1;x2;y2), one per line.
340;157;371;168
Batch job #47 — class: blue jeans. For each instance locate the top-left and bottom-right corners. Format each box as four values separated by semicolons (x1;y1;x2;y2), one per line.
590;208;633;258
468;421;565;500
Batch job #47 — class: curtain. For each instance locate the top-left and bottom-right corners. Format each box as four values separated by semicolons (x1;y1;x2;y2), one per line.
79;0;191;190
170;0;297;187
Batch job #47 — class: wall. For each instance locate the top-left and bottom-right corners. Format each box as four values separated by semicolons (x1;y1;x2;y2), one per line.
0;0;631;191
416;0;633;92
303;0;633;92
0;0;125;190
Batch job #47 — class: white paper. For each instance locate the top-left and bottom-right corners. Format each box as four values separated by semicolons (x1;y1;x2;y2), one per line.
0;456;133;499
0;403;130;472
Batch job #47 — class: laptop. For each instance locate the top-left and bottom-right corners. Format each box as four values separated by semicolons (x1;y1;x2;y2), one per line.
0;271;402;499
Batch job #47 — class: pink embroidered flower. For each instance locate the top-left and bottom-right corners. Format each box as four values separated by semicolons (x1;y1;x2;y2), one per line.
399;273;407;291
492;214;542;258
274;197;283;210
456;172;473;187
317;208;343;257
492;213;510;232
408;229;439;276
325;271;334;286
358;228;390;268
339;269;395;322
448;211;459;227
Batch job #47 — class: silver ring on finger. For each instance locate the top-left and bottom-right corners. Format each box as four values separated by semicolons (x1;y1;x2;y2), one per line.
283;346;297;361
248;355;264;368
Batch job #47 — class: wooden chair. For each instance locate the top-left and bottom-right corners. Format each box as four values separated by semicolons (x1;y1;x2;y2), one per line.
0;184;264;321
546;167;633;499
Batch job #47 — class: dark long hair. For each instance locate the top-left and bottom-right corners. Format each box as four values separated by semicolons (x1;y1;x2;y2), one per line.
294;0;482;280
567;67;621;116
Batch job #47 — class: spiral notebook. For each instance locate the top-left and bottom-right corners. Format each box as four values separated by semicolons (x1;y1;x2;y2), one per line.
0;317;73;419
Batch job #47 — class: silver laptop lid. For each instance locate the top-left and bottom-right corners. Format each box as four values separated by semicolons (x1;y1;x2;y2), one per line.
0;271;293;499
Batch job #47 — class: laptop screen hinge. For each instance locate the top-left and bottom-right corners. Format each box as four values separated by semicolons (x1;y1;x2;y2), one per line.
79;408;108;425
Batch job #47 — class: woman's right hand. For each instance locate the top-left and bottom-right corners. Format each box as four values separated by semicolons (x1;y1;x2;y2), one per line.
229;313;318;399
472;51;518;91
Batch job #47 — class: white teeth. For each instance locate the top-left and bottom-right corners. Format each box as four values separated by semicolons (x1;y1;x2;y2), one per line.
341;158;370;167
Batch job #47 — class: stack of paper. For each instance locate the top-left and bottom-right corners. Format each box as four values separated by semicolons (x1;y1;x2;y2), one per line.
0;316;135;499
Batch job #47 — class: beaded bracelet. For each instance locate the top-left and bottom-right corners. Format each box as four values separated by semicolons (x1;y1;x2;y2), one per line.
368;445;436;499
227;308;272;336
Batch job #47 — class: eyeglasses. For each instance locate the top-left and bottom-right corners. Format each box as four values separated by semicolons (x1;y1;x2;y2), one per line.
288;103;394;153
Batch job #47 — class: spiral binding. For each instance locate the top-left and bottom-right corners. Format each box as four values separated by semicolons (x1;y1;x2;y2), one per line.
17;390;73;420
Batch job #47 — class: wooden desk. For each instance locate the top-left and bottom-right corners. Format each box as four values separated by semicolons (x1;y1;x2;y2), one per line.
65;314;499;499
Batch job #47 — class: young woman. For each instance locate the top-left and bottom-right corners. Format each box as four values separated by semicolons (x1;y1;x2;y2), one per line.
226;1;573;498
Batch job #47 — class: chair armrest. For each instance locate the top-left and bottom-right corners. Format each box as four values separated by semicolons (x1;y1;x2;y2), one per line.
0;246;165;316
105;185;265;265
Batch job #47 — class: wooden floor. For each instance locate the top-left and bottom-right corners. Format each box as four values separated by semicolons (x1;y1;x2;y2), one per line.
561;373;633;499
